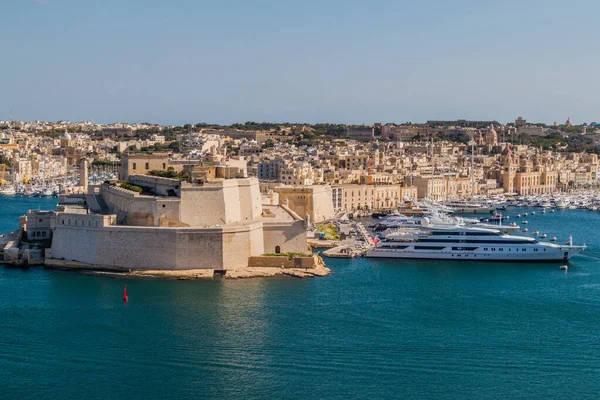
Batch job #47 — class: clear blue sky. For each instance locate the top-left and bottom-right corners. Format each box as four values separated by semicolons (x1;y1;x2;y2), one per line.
2;0;599;125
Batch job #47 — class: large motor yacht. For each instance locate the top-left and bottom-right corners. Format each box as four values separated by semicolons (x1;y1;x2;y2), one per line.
442;201;496;214
366;219;585;262
371;212;520;234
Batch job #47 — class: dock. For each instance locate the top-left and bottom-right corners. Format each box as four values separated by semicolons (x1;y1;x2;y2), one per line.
319;222;374;258
322;245;364;258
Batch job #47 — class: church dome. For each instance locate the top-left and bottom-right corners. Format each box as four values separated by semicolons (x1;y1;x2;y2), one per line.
60;129;72;140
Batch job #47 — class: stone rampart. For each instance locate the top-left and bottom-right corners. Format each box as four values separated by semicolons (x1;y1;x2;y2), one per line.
101;183;180;226
128;174;181;196
50;222;264;270
262;221;308;254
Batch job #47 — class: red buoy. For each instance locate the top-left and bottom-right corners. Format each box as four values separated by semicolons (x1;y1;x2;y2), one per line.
123;285;128;302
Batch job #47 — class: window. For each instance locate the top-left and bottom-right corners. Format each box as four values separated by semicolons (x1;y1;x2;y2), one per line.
133;163;137;170
162;163;166;169
145;163;149;169
39;219;43;223
275;246;281;254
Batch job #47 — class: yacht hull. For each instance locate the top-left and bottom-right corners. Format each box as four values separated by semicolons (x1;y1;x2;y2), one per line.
366;245;584;262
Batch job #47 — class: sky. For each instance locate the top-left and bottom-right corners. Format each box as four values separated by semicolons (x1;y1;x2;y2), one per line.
1;0;599;125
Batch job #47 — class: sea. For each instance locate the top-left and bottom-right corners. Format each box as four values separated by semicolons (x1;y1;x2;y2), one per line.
2;195;600;399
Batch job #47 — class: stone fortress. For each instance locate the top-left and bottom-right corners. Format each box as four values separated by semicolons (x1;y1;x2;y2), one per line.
26;173;317;273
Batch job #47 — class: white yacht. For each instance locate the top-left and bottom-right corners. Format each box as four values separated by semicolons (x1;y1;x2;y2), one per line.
366;220;585;262
372;212;520;234
556;200;569;209
0;184;16;196
442;201;496;214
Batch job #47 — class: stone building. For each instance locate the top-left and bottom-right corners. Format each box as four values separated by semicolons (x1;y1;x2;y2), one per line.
493;146;558;195
43;176;307;271
120;153;185;179
274;185;335;223
333;184;412;211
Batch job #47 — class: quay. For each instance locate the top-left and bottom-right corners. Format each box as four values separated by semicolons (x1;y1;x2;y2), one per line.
317;221;374;259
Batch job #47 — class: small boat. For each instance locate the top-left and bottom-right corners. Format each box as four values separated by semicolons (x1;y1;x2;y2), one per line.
559;265;568;271
532;230;539;236
550;210;555;213
523;213;529;216
550;237;557;242
540;234;547;238
517;214;521;218
522;221;528;224
531;211;535;215
522;228;528;232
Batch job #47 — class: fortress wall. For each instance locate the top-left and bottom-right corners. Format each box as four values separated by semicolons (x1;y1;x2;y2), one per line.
101;184;180;226
151;199;181;226
221;183;242;224
237;178;263;221
179;180;243;226
262;221;308;254
128;175;181;197
93;229;179;268
221;223;265;269
52;213;116;229
179;186;228;226
174;230;223;269
50;223;269;270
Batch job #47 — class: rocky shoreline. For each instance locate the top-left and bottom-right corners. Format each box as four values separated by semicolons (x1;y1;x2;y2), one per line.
42;257;330;280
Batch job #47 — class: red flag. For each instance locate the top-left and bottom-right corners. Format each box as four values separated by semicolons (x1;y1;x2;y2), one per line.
373;236;379;244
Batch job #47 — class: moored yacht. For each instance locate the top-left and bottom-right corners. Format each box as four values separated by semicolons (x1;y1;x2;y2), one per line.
442;201;496;214
366;219;585;262
0;184;16;196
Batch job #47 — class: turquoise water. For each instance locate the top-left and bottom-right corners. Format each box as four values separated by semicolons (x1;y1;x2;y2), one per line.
2;196;600;399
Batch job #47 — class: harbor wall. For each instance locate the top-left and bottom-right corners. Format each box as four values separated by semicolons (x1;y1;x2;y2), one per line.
50;219;265;270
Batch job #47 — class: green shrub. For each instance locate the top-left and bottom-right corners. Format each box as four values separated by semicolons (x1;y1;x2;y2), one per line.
119;182;143;193
315;223;340;240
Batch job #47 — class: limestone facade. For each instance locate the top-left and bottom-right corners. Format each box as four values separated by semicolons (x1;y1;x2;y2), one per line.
46;176;307;270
